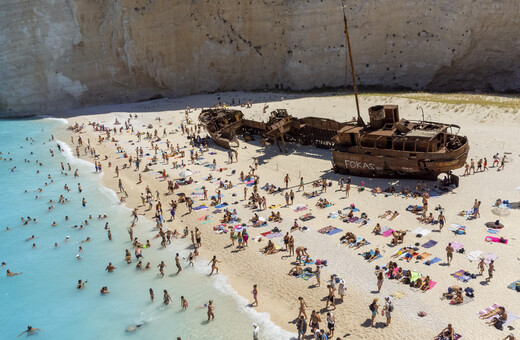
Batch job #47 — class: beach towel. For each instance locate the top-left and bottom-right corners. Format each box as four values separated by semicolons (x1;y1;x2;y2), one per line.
326;228;343;236
193;205;208;211
451;242;464;251
487;229;499;234
391;291;406;299
382;229;394;237
485;236;508;244
269;204;282;209
434;334;462;340
478;306;518;326
296;271;315;280
410;271;422;282
327;211;339;219
466;250;483;262
503;311;520;326
422;240;438;248
424;257;442;266
412;227;431;237
318;226;335;234
347;216;359;223
266;232;283;239
215;203;228;209
293;204;307;212
260;231;271;237
484;253;499;265
507;280;520;290
428;280;438;290
200;219;213;225
299;214;315;221
451;270;472;282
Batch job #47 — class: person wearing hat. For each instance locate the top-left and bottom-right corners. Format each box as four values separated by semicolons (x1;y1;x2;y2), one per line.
252;323;259;340
383;297;393;325
338;279;347;302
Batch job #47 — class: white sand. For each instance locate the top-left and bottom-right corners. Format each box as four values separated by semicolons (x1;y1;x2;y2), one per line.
63;91;520;339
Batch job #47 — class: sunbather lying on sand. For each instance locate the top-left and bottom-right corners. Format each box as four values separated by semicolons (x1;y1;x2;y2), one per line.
351;239;368;249
288;264;303;276
388;211;400;221
379;210;392;218
479;306;504;319
315;198;330;208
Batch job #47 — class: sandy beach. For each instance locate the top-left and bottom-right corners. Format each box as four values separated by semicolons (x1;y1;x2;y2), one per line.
62;91;520;339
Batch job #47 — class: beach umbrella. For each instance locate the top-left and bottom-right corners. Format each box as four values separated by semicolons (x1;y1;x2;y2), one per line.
491;207;510;217
179;169;193;178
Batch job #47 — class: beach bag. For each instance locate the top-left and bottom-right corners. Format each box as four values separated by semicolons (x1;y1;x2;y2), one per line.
369;303;375;312
494;319;503;330
316;260;322;265
416;255;423;260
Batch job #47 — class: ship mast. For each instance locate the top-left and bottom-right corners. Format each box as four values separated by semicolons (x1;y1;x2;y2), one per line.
342;4;365;127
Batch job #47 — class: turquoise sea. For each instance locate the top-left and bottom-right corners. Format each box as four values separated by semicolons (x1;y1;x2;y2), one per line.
0;118;293;339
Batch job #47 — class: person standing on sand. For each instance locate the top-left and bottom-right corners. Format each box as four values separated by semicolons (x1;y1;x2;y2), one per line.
284;174;291;189
376;270;384;293
463;162;469;176
251;284;258;307
297;296;308;319
345;182;350;198
383;296;393;326
309;310;321;334
325;285;336;310
298;177;304;191
195;228;202;247
326;312;335;338
369;298;378;327
315;265;321;287
446;243;454;266
478;258;486;275
296;315;307;340
288;236;295;256
438;211;446;230
208;256;221;275
486;260;495;282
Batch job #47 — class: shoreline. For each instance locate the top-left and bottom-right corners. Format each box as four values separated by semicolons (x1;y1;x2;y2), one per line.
59;91;520;339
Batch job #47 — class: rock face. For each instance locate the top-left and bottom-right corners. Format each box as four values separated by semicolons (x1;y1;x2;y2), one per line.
1;0;520;116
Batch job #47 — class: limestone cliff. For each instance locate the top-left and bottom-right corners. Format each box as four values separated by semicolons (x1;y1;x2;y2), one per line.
1;0;519;116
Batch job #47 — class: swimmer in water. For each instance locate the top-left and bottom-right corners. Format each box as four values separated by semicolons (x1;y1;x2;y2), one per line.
77;279;87;289
125;322;145;333
17;325;42;337
7;269;23;278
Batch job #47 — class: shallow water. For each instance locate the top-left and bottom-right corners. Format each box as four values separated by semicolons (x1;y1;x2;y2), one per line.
0;118;293;339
